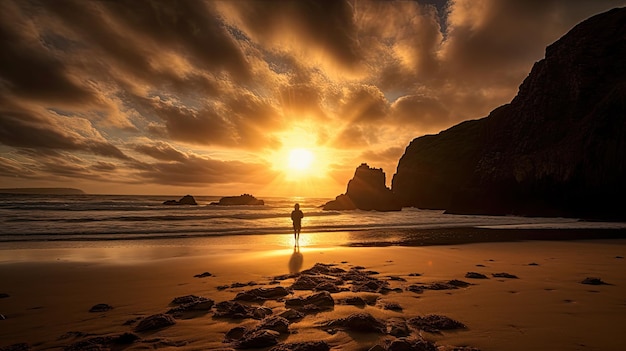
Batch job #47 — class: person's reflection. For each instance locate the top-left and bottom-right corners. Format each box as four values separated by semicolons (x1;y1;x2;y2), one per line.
288;243;303;274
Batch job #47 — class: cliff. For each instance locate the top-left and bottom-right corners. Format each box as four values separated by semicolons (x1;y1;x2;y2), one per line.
392;7;626;220
324;163;401;211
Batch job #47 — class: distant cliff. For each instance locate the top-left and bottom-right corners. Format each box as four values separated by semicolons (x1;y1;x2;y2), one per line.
392;7;626;220
324;163;401;211
0;188;85;195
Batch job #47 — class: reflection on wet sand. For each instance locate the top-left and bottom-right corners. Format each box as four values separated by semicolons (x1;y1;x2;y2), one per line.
288;244;303;274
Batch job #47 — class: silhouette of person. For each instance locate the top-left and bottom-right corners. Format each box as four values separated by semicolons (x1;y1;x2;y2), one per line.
290;203;304;243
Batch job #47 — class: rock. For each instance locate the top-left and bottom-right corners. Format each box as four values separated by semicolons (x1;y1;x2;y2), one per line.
368;346;385;351
167;298;214;317
314;282;343;293
387;339;437;351
134;313;176;332
351;279;389;293
0;293;9;299
323;164;401;211
392;7;626;221
339;296;367;306
291;276;319;290
88;303;113;313
285;291;334;312
163;195;197;205
269;341;331;351
214;301;273;319
234;287;291;301
406;285;424;294
236;329;280;349
465;272;488;279
194;272;212;278
171;295;209;305
63;333;139;351
380;301;403;311
581;277;608;285
492;273;519;279
323;313;386;333
386;318;411;337
0;344;30;351
259;316;290;334
408;314;467;333
387;276;406;282
211;194;264;206
278;309;305;321
225;326;248;342
0;314;5;320
447;279;472;287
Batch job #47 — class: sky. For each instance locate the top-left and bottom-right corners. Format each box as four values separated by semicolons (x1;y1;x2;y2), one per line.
1;0;624;197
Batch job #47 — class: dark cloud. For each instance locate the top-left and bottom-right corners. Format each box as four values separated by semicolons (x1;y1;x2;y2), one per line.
135;142;188;162
221;0;361;71
134;154;278;186
339;85;389;123
0;2;97;104
0;104;131;160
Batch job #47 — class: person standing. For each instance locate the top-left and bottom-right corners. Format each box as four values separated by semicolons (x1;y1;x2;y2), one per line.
290;203;304;243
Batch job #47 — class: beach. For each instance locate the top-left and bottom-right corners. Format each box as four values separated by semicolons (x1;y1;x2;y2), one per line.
1;232;625;351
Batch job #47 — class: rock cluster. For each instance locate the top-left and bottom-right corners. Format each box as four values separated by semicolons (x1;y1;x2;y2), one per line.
162;195;197;205
210;194;264;206
324;163;401;211
392;7;626;220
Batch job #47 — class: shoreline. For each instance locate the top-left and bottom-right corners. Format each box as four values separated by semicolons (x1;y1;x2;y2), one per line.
1;232;626;350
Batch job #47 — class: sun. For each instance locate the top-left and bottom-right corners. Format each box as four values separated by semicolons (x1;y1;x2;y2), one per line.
288;148;314;171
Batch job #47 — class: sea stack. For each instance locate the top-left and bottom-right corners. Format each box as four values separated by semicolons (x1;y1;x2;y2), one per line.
324;163;401;211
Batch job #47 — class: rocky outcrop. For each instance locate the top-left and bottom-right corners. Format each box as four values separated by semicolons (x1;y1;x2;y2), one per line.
210;194;264;206
324;163;401;211
392;7;626;220
163;195;197;205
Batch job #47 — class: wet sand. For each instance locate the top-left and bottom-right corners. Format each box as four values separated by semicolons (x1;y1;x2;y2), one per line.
1;232;625;350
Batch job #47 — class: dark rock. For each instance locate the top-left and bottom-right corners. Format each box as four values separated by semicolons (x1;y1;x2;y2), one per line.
407;285;424;294
0;314;5;320
0;344;30;351
386;318;411;337
259;316;290;334
387;276;406;282
88;303;113;313
63;333;139;351
392;7;626;221
340;296;367;306
269;341;330;351
291;276;319;290
352;279;389;293
465;272;488;279
167;298;214;317
301;263;346;275
194;272;212;278
408;315;467;333
114;332;140;344
236;329;279;349
278;309;305;321
214;300;272;319
235;287;291;301
387;339;437;351
323;312;386;333
0;293;9;299
225;326;248;342
447;279;472;287
211;194;264;206
171;295;209;305
528;262;539;266
285;291;334;312
492;273;519;279
134;313;176;332
409;273;422;277
368;346;385;351
314;282;343;293
380;301;403;311
581;277;608;285
163;195;197;205
323;164;401;211
217;285;230;290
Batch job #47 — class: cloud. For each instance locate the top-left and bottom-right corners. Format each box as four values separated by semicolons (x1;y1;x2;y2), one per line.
0;101;131;160
218;0;362;73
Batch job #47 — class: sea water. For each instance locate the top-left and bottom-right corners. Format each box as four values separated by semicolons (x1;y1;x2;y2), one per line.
1;194;624;243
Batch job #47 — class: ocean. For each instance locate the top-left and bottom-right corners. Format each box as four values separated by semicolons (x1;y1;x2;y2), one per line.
2;194;625;244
